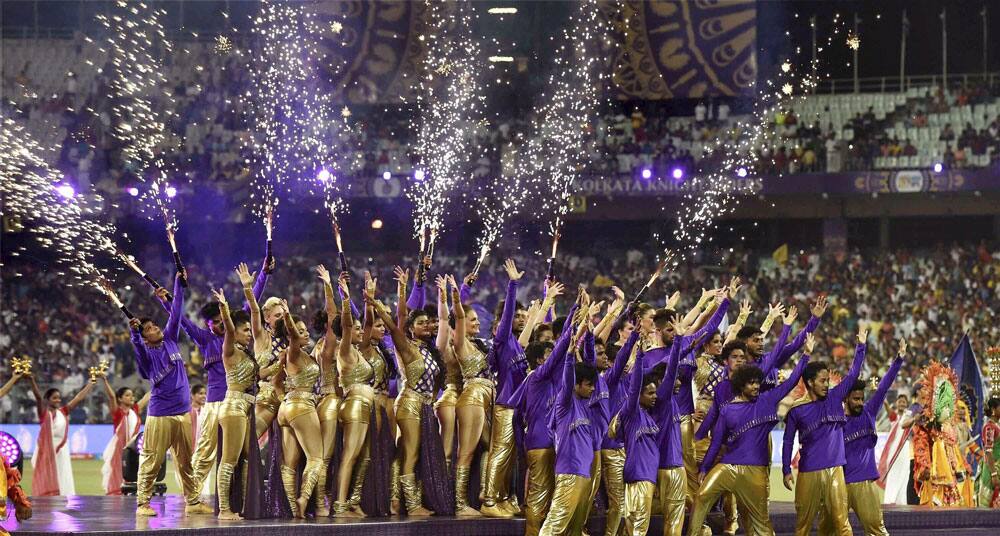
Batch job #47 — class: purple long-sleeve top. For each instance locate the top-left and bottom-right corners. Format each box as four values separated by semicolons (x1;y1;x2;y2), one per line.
132;275;192;417
599;331;640;450
701;353;811;473
653;336;685;471
676;299;730;414
763;315;821;390
165;268;267;403
581;332;611;447
406;277;425;310
552;336;598;477
695;323;792;440
512;302;578;451
782;342;868;476
492;280;528;407
844;355;903;483
619;350;660;483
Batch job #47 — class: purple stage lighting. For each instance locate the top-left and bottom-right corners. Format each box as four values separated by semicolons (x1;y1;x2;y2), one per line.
640;168;652;179
127;186;139;197
671;168;684;180
737;167;748;178
382;171;391;180
165;185;177;198
414;169;425;181
55;183;76;198
933;162;943;173
0;431;22;467
317;168;331;182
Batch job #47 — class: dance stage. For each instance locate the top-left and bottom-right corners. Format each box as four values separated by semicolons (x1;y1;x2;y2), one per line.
5;496;1000;536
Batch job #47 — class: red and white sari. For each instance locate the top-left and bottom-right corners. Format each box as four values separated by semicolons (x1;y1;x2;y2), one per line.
101;406;141;495
31;406;73;496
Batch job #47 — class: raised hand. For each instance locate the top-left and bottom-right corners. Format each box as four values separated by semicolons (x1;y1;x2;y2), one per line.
129;318;142;331
739;298;752;318
463;272;478;287
435;274;447;294
154;287;170;304
446;274;459;293
898;339;907;357
810;294;829;318
546;280;566;301
503;259;524;281
316;265;331;286
699;288;713;303
236;262;255;287
338;271;351;296
611;286;625;304
666;290;681;309
783;305;798;326
364;271;377;301
804;332;816;354
393;266;409;287
525;299;542;320
713;287;727;302
588;300;605;318
211;288;228;307
858;324;869;344
728;276;743;298
768;302;785;319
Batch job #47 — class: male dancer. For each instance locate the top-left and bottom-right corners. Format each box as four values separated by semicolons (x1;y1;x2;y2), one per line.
687;335;814;536
782;325;869;536
155;257;270;496
514;297;576;536
832;340;905;536
538;325;603;536
481;260;530;517
130;273;213;516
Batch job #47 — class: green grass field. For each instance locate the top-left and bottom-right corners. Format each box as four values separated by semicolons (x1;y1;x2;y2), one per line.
17;459;795;501
19;458;182;496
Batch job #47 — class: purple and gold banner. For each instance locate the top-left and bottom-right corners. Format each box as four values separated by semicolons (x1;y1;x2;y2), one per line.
605;0;757;99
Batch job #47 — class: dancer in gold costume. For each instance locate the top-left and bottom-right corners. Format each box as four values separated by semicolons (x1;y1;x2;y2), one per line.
209;277;261;520
443;276;495;516
273;300;323;518
310;265;341;517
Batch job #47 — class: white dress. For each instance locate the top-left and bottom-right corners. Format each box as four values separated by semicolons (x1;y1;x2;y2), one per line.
880;410;913;505
31;409;75;495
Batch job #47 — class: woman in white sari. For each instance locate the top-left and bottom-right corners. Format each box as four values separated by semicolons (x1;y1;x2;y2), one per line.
101;378;149;495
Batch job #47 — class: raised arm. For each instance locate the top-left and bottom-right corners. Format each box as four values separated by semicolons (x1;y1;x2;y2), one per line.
760;306;796;374
867;341;905;415
594;286;624;344
155;286;213;348
582;331;597;367
248;254;271;310
0;373;23;399
622;348;646;422
280;300;304;361
406;267;425;310
338;274;357;365
435;276;452;356
101;375;117;415
450;279;468;360
830;326;869;402
460;273;475;304
607;330;641;392
765;334;815;404
129;319;151;380
212;288;236;366
359;272;376;350
724;298;751;345
394;266;410;334
759;301;785;339
682;288;714;328
655;334;684;414
555;335;577;412
28;375;44;412
535;301;580;383
164;273;184;342
64;378;97;412
692;286;733;343
495;259;524;346
237;263;265;343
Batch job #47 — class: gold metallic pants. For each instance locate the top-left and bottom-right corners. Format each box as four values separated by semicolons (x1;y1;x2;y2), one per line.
688;464;773;536
794;467;851;536
482;406;515;505
657;467;687;536
217;397;252;514
191;400;221;492
138;413;199;506
602;448;626;536
624;480;656;536
681;415;698;506
817;480;886;536
315;393;341;511
278;396;323;514
569;452;601;535
539;473;592;536
525;448;555;536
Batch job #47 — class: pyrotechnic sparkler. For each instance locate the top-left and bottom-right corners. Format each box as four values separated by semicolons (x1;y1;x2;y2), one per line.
113;243;167;296
332;222;349;274
97;278;134;319
0;119;118;290
245;0;338;229
409;0;488;247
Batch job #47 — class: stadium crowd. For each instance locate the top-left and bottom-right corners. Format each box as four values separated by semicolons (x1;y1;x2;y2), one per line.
3;37;999;214
2;240;998;426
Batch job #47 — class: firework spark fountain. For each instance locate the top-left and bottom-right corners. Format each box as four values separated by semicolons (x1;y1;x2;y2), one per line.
0;119;119;290
409;0;488;248
244;0;339;238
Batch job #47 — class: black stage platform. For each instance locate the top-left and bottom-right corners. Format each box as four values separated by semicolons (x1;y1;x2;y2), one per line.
5;496;1000;535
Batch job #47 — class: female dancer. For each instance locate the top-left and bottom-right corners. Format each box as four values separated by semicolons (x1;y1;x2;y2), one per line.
445;276;495;516
101;379;149;495
269;297;322;518
28;372;97;496
254;297;288;439
434;276;461;469
330;270;377;516
371;267;453;516
210;279;261;520
311;265;341;517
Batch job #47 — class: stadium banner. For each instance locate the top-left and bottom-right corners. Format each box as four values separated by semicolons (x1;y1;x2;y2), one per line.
0;423;115;457
603;0;758;99
572;169;1000;197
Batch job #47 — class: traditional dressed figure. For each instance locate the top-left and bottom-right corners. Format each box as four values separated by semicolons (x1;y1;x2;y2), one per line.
911;361;970;507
